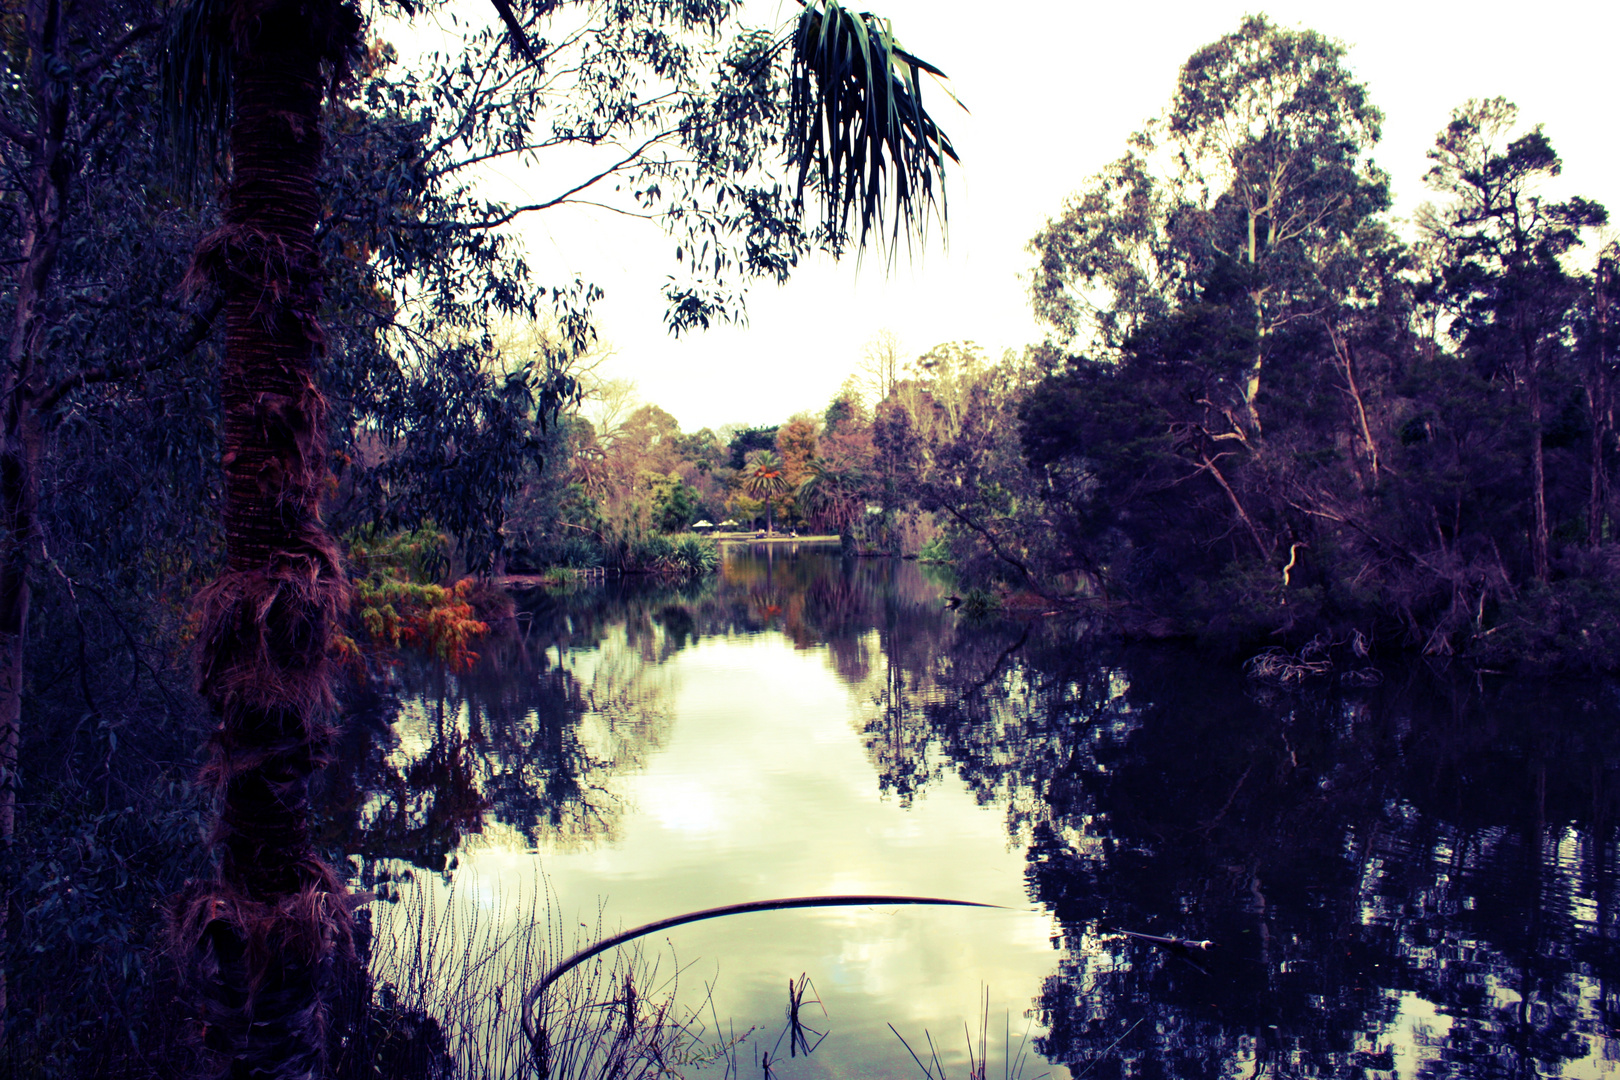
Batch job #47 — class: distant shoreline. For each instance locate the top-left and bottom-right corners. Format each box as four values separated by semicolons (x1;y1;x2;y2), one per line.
709;533;838;544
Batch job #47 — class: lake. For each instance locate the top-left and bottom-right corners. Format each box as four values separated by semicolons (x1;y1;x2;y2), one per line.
330;542;1620;1079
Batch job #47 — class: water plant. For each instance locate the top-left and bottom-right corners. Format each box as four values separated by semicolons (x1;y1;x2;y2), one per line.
957;588;1000;619
522;894;999;1077
917;536;953;564
345;873;744;1080
889;989;1047;1080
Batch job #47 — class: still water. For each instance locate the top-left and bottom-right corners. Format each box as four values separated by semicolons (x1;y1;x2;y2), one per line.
332;543;1620;1079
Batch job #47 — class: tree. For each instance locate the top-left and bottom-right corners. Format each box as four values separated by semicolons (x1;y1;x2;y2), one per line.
168;0;371;1072
582;376;640;448
824;381;867;434
742;449;791;533
161;1;960;1072
776;413;820;482
1030;15;1387;438
798;455;867;548
856;329;906;406
728;425;780;469
1420;98;1607;581
650;472;701;533
1577;248;1620;547
0;0;170;1024
614;405;684;476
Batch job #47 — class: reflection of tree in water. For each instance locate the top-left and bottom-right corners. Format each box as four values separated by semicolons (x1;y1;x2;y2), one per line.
852;613;1040;807
329;547;1620;1073
325;544;972;869
324;615;677;874
887;634;1620;1079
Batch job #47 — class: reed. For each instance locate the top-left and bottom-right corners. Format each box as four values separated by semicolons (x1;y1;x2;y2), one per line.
342;871;741;1080
889;988;1047;1080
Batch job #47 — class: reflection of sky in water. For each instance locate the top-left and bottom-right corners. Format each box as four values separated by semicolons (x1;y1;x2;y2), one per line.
449;628;1062;1076
362;549;1620;1080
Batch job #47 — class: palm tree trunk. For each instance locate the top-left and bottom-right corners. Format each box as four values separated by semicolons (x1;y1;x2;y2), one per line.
176;3;356;1074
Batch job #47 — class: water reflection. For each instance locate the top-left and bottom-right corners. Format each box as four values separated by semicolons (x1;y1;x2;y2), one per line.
334;545;1620;1079
326;607;678;869
901;641;1620;1079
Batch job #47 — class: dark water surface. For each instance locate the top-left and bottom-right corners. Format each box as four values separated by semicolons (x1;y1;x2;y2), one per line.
339;544;1620;1079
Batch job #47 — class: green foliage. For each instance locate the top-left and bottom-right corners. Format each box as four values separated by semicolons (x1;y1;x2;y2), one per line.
8;786;208;1077
342;527;490;671
649;472;702;533
956;587;999;619
667;534;722;576
728;426;780;469
5;569;215;1076
4;0;965;1070
1473;577;1620;671
345;524;451;584
740;449;792;532
916;536;951;564
864;19;1620;669
620;533;720;577
787;0;959;256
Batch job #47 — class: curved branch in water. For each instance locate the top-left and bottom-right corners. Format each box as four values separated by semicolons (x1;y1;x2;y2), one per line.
521;894;1001;1074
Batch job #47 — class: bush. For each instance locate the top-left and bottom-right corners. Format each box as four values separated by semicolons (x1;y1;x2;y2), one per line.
917;536;952;564
619;534;717;577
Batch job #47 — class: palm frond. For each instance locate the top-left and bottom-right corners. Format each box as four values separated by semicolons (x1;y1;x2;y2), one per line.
160;0;233;202
787;0;961;259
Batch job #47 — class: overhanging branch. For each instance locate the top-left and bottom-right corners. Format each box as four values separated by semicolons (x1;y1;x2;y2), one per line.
37;297;223;414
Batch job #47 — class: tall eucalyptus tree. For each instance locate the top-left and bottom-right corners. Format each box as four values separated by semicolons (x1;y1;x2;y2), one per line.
162;0;959;1074
1420;99;1607;582
1030;15;1387;439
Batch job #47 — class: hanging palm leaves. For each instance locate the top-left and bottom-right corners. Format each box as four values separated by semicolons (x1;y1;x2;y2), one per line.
787;0;961;256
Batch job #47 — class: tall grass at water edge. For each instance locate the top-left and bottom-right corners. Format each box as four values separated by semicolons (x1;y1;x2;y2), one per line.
619;534;718;577
338;872;745;1080
889;988;1048;1080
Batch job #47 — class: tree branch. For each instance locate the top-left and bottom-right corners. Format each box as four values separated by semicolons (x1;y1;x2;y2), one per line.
1194;452;1270;557
37;297;223;414
935;500;1058;601
75;19;162;76
0;112;35;152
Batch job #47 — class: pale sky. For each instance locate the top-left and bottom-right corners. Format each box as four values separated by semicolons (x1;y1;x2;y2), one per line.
394;0;1620;433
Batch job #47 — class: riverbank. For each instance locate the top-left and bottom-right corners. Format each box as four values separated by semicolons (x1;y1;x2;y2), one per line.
709;532;838;543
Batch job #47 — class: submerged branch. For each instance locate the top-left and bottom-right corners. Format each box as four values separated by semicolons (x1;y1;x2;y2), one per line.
522;894;1000;1075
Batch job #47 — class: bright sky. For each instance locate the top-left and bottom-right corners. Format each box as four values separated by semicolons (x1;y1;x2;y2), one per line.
397;0;1620;433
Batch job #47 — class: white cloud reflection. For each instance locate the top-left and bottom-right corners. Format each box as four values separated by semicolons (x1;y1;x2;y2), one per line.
455;629;1062;1075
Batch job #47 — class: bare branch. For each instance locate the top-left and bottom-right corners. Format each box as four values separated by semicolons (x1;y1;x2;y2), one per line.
0;113;35;152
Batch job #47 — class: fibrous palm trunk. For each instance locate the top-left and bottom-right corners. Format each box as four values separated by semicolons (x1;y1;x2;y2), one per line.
174;0;357;1074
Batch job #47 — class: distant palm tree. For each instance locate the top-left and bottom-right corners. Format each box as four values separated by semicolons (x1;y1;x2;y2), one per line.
162;1;956;1073
743;450;791;534
797;456;866;547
